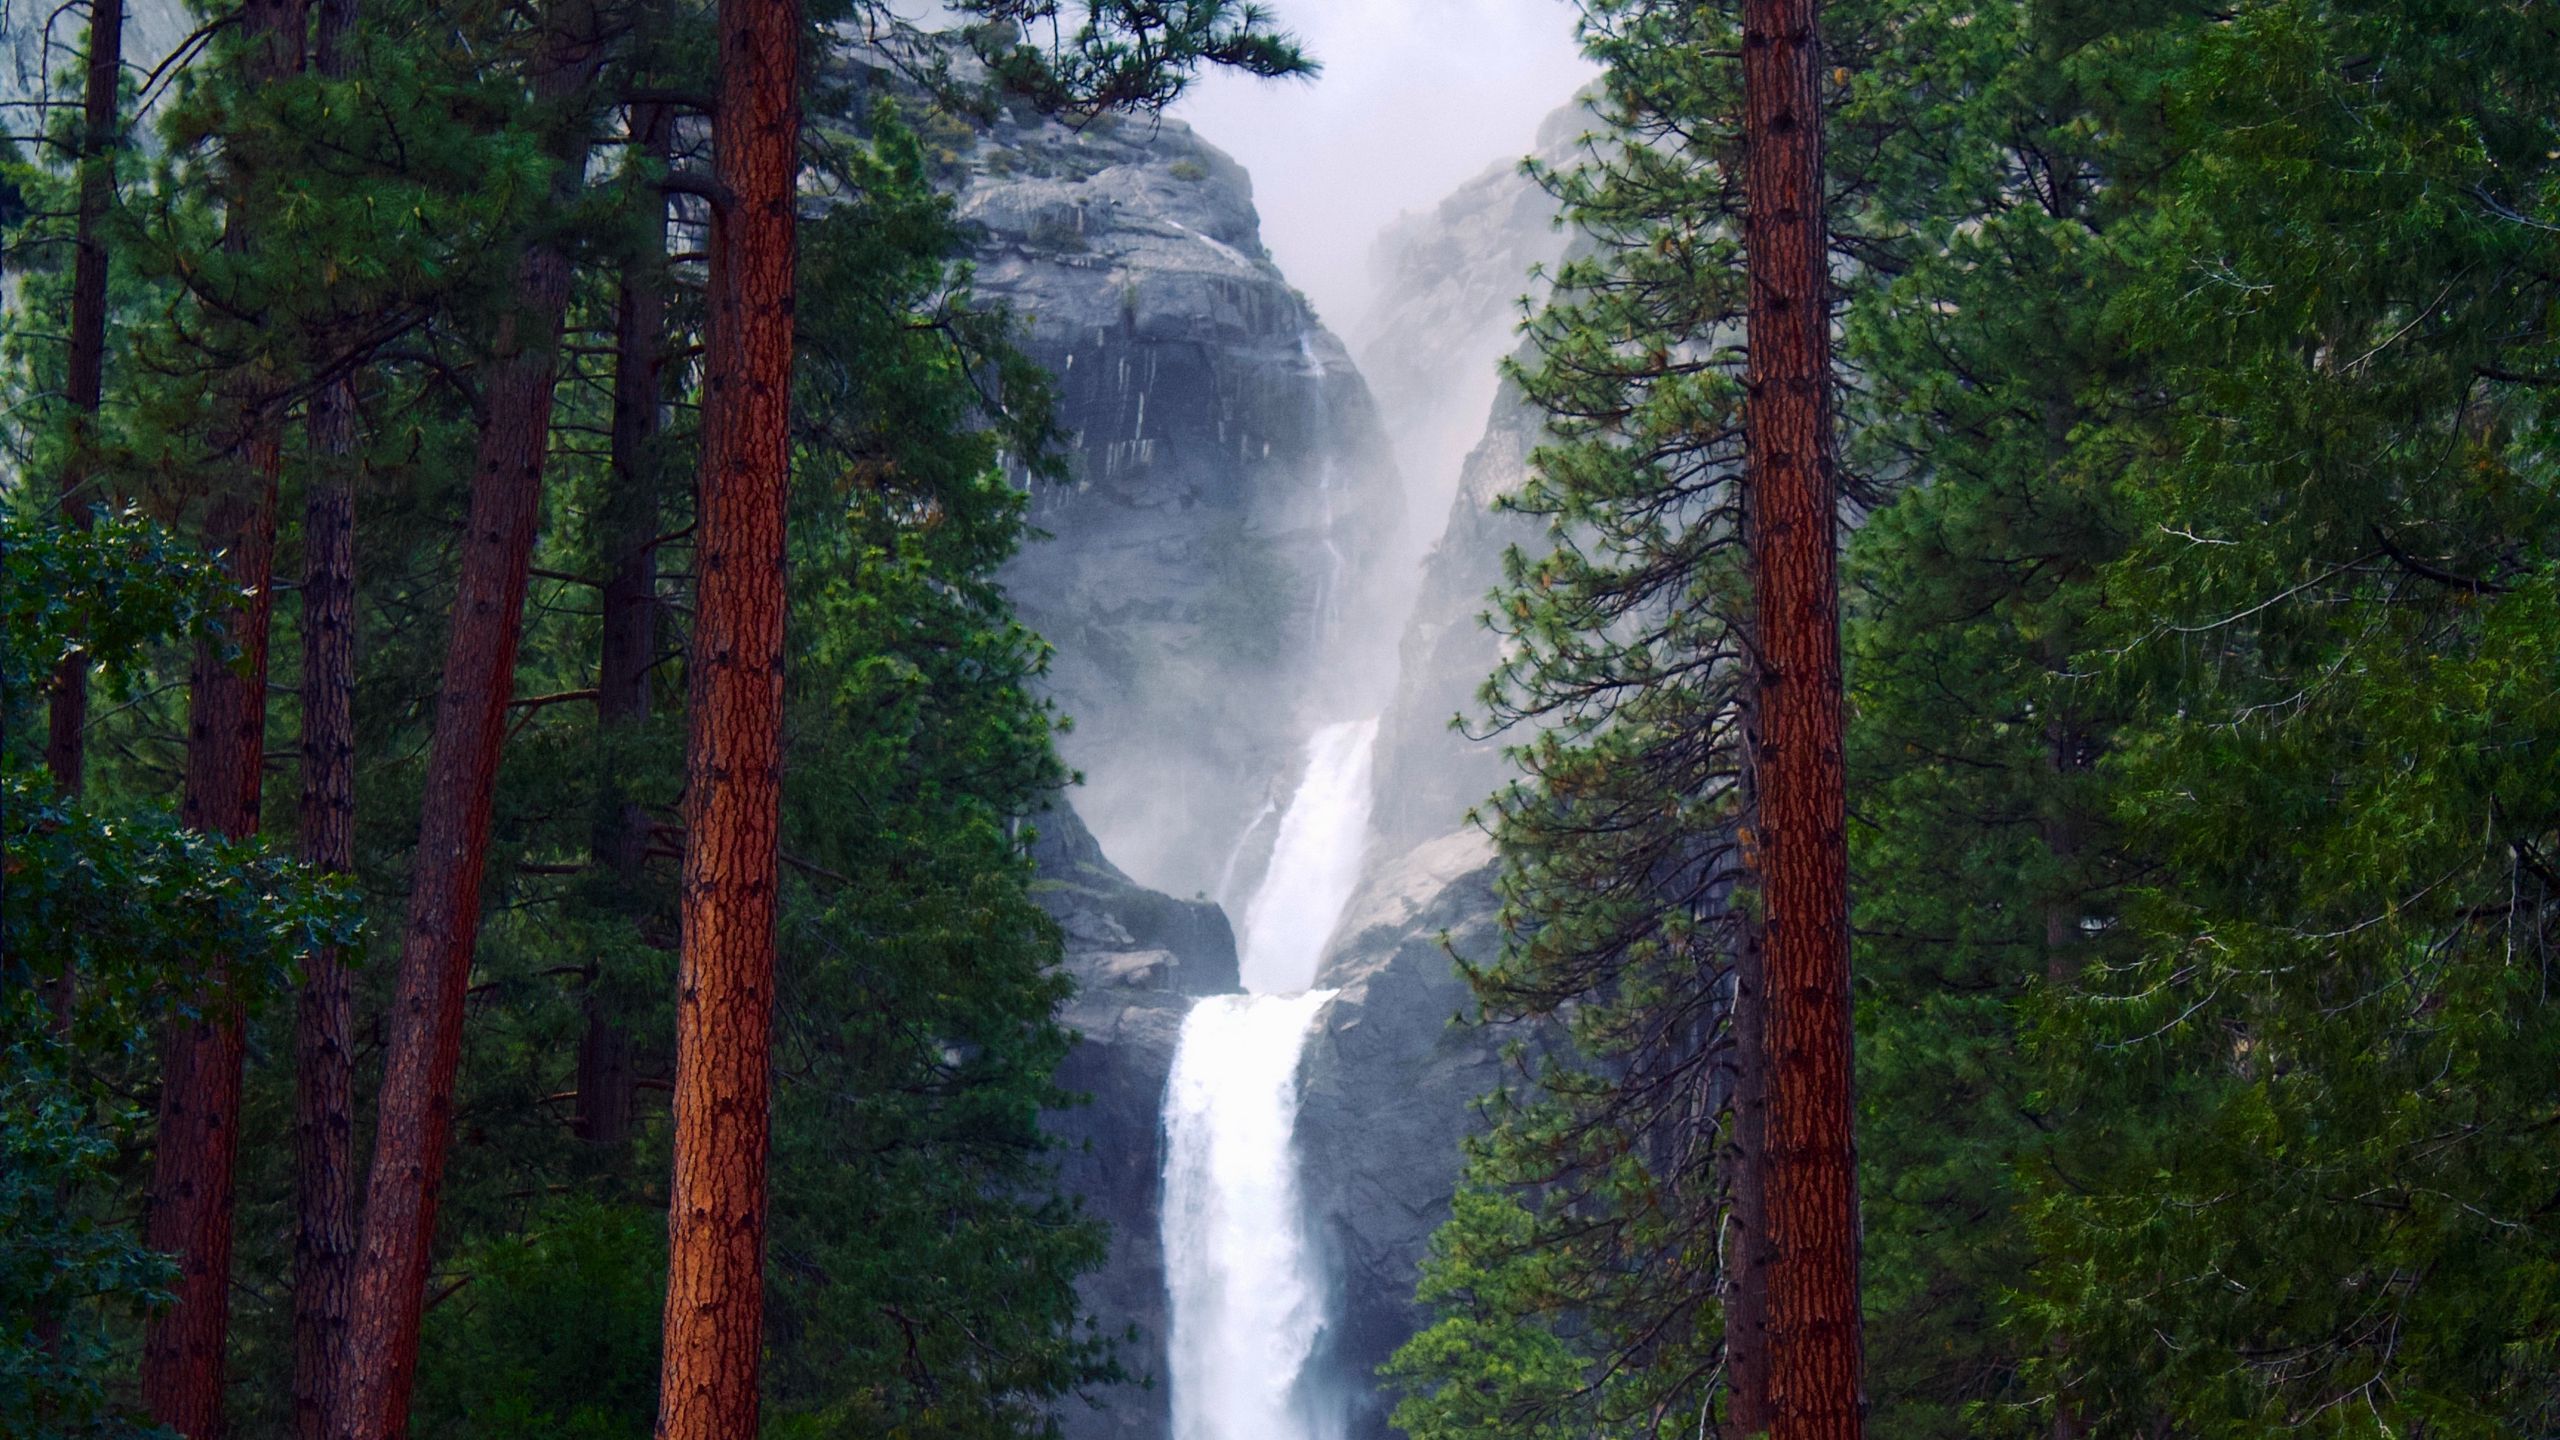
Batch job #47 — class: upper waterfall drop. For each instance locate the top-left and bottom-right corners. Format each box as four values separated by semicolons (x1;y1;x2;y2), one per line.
1237;717;1382;995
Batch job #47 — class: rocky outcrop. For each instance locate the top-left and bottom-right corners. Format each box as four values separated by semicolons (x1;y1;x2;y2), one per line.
957;105;1407;901
1297;831;1509;1440
1033;805;1234;1440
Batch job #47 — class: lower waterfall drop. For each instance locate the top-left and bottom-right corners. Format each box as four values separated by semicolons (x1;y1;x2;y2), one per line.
1161;717;1381;1440
1162;991;1336;1440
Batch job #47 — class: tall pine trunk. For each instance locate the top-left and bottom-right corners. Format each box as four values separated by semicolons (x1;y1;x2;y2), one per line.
577;97;675;1150
1739;1;1862;1437
142;450;284;1439
45;0;121;798
141;0;304;1428
292;6;364;1434
340;8;603;1435
294;388;360;1440
653;0;798;1427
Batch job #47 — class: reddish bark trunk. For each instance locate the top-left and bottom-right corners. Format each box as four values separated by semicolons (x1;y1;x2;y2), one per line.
295;377;360;1440
577;98;674;1150
340;10;603;1436
142;446;282;1440
45;0;121;798
141;1;303;1427
653;0;799;1428
1740;1;1862;1438
292;10;364;1433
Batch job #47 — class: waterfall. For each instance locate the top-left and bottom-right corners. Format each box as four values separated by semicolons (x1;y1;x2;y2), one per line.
1161;716;1382;1440
1162;991;1336;1440
1236;718;1381;995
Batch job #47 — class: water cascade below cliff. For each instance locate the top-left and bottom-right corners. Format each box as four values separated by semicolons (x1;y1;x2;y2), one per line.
1161;718;1381;1440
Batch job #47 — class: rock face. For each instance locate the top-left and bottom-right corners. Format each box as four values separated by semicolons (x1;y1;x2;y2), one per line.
957;105;1407;902
1297;832;1508;1439
1352;104;1579;857
1353;101;1585;524
1032;806;1234;1440
1368;388;1549;861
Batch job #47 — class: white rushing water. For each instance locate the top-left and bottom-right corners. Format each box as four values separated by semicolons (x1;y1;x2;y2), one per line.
1161;716;1383;1440
1236;717;1382;994
1162;990;1337;1440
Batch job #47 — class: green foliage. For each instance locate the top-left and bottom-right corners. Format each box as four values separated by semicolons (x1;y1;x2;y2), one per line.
415;1200;667;1440
0;506;354;1438
760;112;1114;1437
1388;2;1765;1433
2012;3;2560;1433
954;1;1316;117
0;1032;173;1440
1387;1189;1592;1440
0;507;222;745
1832;4;2181;1432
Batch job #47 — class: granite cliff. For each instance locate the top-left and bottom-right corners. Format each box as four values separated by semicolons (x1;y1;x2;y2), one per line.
952;101;1406;904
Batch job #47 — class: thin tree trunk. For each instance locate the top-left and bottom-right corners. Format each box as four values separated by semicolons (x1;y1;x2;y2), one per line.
653;0;799;1427
1739;1;1861;1438
339;8;603;1436
577;96;674;1150
45;0;121;798
295;377;360;1440
292;6;364;1433
141;0;303;1427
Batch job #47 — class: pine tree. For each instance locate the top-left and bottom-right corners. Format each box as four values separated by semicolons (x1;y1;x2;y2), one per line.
141;0;310;1425
1388;2;1860;1433
43;0;121;799
292;3;366;1432
652;7;1310;1430
342;3;614;1431
1738;1;1861;1434
1830;3;2171;1431
2017;2;2560;1430
651;0;800;1427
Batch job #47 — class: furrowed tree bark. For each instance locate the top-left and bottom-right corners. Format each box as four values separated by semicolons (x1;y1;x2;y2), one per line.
577;96;675;1150
45;0;121;798
1740;1;1862;1438
294;382;360;1440
142;450;284;1440
141;0;303;1429
292;6;363;1434
340;8;604;1436
653;0;798;1428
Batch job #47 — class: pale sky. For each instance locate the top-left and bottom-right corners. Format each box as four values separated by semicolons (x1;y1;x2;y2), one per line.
1171;0;1595;335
